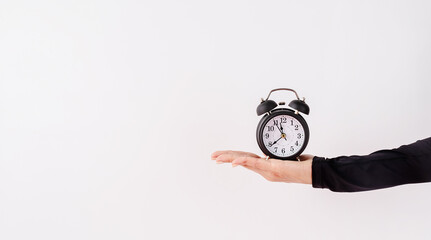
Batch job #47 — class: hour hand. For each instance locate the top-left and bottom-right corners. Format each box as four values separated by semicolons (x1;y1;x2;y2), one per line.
273;136;282;145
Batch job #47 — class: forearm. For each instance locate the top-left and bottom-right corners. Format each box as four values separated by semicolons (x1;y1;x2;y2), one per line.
312;137;431;192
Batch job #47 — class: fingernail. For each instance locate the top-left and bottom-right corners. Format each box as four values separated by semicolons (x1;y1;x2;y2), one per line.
232;163;238;167
216;161;223;164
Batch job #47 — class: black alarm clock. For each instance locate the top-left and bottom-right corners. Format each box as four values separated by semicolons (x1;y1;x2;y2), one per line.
256;88;310;161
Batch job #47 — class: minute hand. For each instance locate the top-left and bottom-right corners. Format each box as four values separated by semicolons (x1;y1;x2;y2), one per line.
274;121;283;134
280;121;287;141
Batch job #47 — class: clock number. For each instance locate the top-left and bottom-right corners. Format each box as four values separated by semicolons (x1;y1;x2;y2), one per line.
265;133;269;139
274;147;278;153
295;141;299;146
273;120;279;125
291;120;293;126
281;148;285;154
290;146;294;152
267;126;274;131
268;141;273;147
297;133;302;139
281;117;287;123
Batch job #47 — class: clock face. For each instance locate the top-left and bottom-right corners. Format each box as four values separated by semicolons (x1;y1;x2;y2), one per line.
261;114;306;158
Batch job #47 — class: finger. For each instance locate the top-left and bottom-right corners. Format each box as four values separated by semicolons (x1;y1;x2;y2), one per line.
236;163;281;182
212;151;261;161
243;166;280;182
233;151;260;158
240;164;267;175
231;156;273;171
214;152;248;163
211;150;232;160
212;150;260;160
214;154;235;163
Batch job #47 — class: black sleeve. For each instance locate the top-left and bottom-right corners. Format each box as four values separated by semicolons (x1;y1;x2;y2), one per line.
312;137;431;192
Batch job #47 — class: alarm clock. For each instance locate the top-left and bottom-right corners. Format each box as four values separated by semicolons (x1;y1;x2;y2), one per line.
256;88;310;161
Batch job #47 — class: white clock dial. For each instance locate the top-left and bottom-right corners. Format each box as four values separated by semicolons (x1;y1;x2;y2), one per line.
262;115;306;157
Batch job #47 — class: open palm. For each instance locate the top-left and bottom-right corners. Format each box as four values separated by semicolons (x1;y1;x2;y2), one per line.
211;150;313;184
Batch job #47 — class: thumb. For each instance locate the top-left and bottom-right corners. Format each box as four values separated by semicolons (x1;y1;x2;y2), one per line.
232;156;273;171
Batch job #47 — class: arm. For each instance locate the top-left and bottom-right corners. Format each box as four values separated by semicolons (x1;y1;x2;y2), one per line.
313;137;431;192
211;137;431;192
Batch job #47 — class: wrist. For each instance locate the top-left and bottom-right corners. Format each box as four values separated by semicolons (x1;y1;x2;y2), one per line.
280;160;312;184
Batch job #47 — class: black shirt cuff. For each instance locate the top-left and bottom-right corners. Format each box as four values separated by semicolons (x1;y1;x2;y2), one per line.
312;156;326;189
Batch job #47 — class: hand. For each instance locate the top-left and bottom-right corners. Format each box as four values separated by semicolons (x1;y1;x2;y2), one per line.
211;150;313;184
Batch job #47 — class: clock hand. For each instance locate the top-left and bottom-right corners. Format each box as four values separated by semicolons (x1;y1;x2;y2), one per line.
273;136;283;145
278;121;288;141
274;120;283;134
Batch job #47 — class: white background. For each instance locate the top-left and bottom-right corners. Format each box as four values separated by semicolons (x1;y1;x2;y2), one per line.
1;0;431;239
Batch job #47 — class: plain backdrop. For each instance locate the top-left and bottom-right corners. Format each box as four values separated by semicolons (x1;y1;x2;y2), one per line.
1;0;431;239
